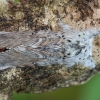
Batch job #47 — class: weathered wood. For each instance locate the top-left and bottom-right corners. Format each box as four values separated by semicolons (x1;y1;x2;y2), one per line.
0;0;100;31
0;63;100;100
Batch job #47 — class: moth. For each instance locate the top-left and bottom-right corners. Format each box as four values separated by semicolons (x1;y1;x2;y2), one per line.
0;19;100;70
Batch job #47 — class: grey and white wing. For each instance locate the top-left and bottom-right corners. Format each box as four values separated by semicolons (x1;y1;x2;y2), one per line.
13;31;64;66
0;31;64;69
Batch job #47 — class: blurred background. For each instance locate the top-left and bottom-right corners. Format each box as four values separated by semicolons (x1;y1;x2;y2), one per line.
12;73;100;100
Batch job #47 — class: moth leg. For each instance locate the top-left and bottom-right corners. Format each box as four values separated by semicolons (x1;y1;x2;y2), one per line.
85;27;100;38
80;57;95;68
